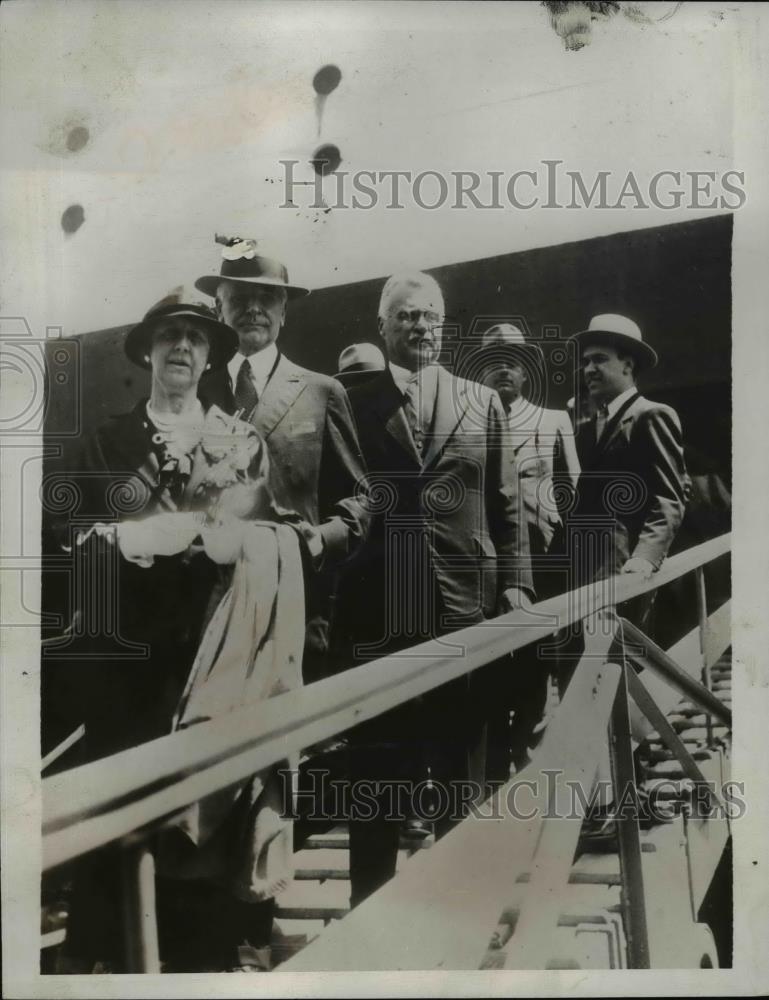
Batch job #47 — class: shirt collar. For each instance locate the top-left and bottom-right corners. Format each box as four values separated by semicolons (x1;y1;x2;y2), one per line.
604;385;637;421
390;361;438;394
227;342;279;387
507;395;537;420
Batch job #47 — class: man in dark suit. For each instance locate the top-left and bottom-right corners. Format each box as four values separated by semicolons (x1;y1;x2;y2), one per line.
565;315;689;844
334;271;533;904
195;238;370;685
561;313;688;694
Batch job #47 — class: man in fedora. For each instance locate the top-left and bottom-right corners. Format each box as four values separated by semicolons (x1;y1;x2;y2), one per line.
475;323;581;776
568;313;687;595
479;323;580;564
196;237;370;685
564;316;688;848
335;342;386;390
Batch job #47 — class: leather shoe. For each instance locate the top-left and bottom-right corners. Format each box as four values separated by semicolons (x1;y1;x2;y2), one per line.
402;818;432;842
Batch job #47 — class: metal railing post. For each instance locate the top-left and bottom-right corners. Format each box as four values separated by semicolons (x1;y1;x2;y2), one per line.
609;660;651;968
694;566;713;744
121;843;161;973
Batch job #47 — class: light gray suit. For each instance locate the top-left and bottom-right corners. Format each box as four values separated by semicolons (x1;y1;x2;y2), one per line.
200;354;370;678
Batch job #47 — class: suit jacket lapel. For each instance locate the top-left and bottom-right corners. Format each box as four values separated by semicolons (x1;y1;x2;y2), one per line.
252;355;307;439
370;370;422;466
591;391;641;461
199;368;235;415
106;403;178;511
386;407;421;465
507;400;540;455
422;367;469;470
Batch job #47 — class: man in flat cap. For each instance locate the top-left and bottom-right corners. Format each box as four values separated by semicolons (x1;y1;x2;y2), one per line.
476;323;580;776
196;238;370;686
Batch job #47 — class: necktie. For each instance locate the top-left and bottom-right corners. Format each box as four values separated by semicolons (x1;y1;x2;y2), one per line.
403;373;424;454
595;403;609;442
234;359;259;416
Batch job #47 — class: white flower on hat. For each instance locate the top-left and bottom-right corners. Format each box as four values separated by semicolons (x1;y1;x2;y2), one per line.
221;238;258;261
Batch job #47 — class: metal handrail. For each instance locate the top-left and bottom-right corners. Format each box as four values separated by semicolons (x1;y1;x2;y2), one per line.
285;621;625;972
42;533;730;872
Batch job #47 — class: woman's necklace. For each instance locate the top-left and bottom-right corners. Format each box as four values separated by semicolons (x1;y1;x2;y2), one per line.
146;400;205;481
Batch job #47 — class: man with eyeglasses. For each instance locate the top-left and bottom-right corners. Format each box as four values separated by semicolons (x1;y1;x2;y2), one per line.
333;270;533;906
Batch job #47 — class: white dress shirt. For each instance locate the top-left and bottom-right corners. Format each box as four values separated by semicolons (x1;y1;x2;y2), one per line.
390;361;438;436
604;385;638;421
226;342;279;400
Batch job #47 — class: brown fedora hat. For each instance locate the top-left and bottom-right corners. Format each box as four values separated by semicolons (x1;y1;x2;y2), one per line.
124;287;238;371
195;237;309;299
570;314;658;369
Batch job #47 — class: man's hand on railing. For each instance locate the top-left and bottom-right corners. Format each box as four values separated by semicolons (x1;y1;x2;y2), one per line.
621;557;655;580
498;587;533;614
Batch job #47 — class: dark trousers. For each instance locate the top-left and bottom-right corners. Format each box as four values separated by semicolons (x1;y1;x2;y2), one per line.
157;879;275;972
63;847;275;972
480;642;551;783
480;523;563;783
346;673;479;906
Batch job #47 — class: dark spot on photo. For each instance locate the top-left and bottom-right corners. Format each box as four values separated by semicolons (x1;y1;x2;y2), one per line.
61;204;85;234
66;125;90;152
313;64;342;96
311;143;342;176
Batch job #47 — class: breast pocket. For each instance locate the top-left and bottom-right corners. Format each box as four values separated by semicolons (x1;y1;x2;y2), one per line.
288;420;317;438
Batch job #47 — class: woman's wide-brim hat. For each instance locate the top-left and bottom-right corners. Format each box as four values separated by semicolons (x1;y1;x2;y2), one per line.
570;314;658;370
124;289;239;371
195;237;310;300
480;323;544;363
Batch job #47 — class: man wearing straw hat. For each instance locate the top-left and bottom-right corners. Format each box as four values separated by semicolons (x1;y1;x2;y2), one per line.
568;313;687;597
196;237;370;685
564;315;689;846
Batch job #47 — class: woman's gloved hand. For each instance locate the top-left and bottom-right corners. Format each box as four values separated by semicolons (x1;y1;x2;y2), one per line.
117;512;205;567
200;515;247;564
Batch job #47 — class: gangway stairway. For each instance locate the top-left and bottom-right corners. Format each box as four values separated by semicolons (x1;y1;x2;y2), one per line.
273;650;732;971
40;535;733;974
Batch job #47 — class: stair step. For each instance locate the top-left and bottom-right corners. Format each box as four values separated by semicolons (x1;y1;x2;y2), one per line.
642;779;693;799
646;761;687;779
516;870;621;886
669;714;708;731
276;881;351;922
274;917;325;941
303;825;350;850
295;869;350;881
294;848;350;870
275;905;349;922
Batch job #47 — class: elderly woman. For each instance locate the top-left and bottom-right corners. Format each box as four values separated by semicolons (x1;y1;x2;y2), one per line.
59;291;306;973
